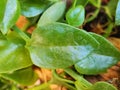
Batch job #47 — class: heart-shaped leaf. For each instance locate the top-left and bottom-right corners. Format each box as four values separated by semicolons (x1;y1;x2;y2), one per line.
19;0;51;17
28;23;99;69
37;1;66;26
75;33;120;75
1;67;38;86
0;32;32;73
0;0;20;34
115;0;120;25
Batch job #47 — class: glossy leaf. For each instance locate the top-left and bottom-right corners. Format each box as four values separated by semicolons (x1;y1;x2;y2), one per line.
28;22;99;69
19;0;51;17
1;67;38;86
0;0;6;23
0;32;32;73
0;0;20;34
115;0;120;25
66;5;85;27
88;82;117;90
75;33;120;75
37;1;66;27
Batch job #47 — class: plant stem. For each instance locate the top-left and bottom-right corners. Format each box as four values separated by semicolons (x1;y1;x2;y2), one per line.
60;82;76;90
12;25;30;42
98;0;101;8
51;70;76;90
64;68;92;87
73;0;77;7
51;78;76;90
85;9;100;23
52;70;74;84
103;23;114;38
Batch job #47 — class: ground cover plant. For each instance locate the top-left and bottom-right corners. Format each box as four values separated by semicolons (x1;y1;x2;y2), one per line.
0;0;120;90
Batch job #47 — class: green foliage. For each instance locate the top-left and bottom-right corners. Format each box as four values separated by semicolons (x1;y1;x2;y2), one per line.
115;0;120;25
76;0;89;6
28;23;99;69
88;82;117;90
85;0;101;23
0;0;6;23
75;81;89;90
89;0;101;8
19;0;51;17
66;5;85;27
28;83;51;90
0;32;32;73
0;78;22;90
0;0;120;90
1;67;38;86
38;0;66;26
75;33;120;75
75;81;117;90
107;0;118;17
0;0;20;34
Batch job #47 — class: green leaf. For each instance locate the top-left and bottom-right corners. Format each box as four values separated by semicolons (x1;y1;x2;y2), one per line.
0;0;6;23
0;0;20;34
88;82;117;90
76;0;89;6
107;0;118;17
75;33;120;75
0;32;32;73
28;83;51;90
1;67;38;86
104;0;118;20
37;1;66;27
75;81;117;90
19;0;51;17
115;0;120;25
89;0;101;8
66;5;85;27
28;22;99;69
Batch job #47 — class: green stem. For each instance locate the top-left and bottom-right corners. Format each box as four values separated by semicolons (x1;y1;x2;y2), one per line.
72;0;77;8
52;70;74;84
12;25;30;42
64;68;92;87
98;0;101;8
85;9;100;23
86;0;101;23
103;22;114;38
51;78;76;90
51;70;76;90
60;82;76;90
